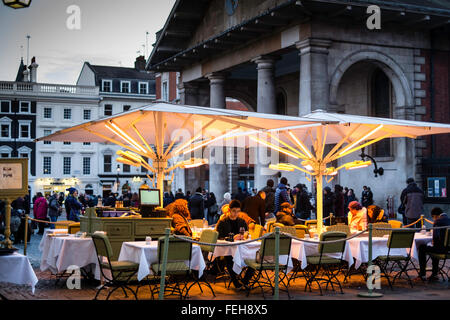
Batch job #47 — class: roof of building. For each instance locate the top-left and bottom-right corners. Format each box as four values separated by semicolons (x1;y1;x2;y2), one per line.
15;59;27;82
87;63;155;81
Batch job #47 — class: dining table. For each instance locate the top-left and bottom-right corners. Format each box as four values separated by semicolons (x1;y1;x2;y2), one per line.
0;252;38;294
118;241;206;281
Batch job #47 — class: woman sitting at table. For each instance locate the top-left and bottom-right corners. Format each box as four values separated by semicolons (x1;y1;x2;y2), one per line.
276;202;303;226
347;201;367;231
366;205;388;224
167;199;192;237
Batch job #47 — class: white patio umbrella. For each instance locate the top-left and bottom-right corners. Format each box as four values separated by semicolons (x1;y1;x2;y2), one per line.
36;102;322;206
225;109;450;234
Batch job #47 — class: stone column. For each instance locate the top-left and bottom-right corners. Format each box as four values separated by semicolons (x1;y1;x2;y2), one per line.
252;56;279;191
296;38;332;115
206;73;228;204
178;82;199;106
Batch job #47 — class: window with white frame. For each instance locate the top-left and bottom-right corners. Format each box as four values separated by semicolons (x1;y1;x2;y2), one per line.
0;117;12;139
121;81;130;93
63;108;72;120
162;81;168;101
83;109;91;120
43;129;52;145
63;157;71;175
0;146;12;158
104;104;113;116
83;157;91;175
176;73;181;100
123;164;130;173
18;146;31;169
139;82;148;95
43;156;52;175
102;80;112;92
43;107;52;119
104;155;112;172
20;101;31;113
1;101;11;114
19;123;30;139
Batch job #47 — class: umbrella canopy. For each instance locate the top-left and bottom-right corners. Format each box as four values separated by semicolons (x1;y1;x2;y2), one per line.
225;109;450;233
36;102;322;206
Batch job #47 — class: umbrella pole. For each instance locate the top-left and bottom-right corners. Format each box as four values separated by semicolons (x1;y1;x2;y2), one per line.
316;173;323;234
157;168;164;208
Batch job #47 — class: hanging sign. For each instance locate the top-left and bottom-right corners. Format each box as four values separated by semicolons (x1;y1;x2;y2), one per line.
0;158;28;199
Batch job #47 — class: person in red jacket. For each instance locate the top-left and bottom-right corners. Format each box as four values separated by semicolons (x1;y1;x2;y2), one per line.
33;192;48;235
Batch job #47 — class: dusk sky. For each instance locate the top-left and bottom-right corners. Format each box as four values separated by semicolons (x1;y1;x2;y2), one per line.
0;0;176;84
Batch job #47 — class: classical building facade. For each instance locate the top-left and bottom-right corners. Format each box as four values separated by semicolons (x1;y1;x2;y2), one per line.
147;0;450;209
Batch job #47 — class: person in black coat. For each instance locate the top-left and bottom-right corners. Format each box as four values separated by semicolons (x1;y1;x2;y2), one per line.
188;187;205;220
417;207;450;281
323;187;335;226
242;191;266;226
294;184;313;220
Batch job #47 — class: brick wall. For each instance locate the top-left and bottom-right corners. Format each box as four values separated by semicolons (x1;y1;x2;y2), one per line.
169;72;177;101
155;75;161;100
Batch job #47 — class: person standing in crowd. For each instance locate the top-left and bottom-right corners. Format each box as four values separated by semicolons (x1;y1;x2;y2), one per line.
274;177;291;216
175;188;185;200
11;196;29;244
130;192;139;207
185;191;192;201
220;192;232;211
343;187;349;209
233;187;248;203
323;187;335;225
65;188;83;222
188;187;205;220
400;178;424;228
33;192;48;235
163;192;174;207
417;207;450;281
48;192;61;229
261;179;275;219
346;188;357;209
103;192;116;207
216;200;254;289
333;185;345;223
294;184;313;220
361;186;374;208
206;192;219;225
242;190;266;226
347;201;367;231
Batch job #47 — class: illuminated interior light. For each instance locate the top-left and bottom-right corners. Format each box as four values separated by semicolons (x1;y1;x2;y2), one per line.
183;129;241;155
269;164;295;172
344;160;372;170
249;136;300;160
288;131;313;158
339;125;383;155
105;121;147;153
116;157;140;167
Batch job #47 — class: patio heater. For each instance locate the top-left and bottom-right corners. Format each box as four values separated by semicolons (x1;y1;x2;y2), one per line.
2;0;31;8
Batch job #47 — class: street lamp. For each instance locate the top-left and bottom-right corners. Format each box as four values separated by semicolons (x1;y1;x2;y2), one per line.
359;147;384;177
2;0;32;9
116;164;121;184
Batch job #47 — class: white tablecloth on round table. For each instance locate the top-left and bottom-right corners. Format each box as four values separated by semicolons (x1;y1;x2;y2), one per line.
40;234;100;279
212;240;294;275
348;233;433;269
118;241;206;281
290;239;354;270
0;253;38;294
39;229;68;252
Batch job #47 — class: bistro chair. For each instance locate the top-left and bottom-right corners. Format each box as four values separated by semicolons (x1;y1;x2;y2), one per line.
327;224;351;237
91;233;139;300
388;220;403;229
373;229;416;290
294;225;308;239
303;231;347;296
150;235;194;299
195;229;219;297
190;219;204;229
279;226;297;237
427;228;450;281
305;220;318;231
372;222;392;237
68;223;81;234
265;220;276;234
250;224;264;240
243;233;292;299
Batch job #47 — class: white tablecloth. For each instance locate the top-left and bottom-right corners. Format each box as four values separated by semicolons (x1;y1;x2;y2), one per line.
39;229;68;252
212;240;294;275
40;234;100;279
290;239;354;270
348;233;433;269
118;241;206;281
0;253;38;294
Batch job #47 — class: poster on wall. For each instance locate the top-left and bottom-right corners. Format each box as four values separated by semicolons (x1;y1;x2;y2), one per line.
427;177;447;198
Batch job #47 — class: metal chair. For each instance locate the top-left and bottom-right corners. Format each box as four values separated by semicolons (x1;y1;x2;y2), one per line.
193;229;219;297
91;233;139;300
427;228;450;281
327;224;351;237
373;229;416;290
294;225;309;239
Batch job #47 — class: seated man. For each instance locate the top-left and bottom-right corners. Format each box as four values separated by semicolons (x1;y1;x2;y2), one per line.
216;200;254;289
347;201;367;231
366;205;388;224
218;203;256;232
417;207;450;281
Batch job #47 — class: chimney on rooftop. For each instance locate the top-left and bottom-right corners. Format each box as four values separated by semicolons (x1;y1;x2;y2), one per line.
135;55;146;71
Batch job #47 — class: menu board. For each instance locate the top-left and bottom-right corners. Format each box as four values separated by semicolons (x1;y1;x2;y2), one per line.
0;159;28;198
